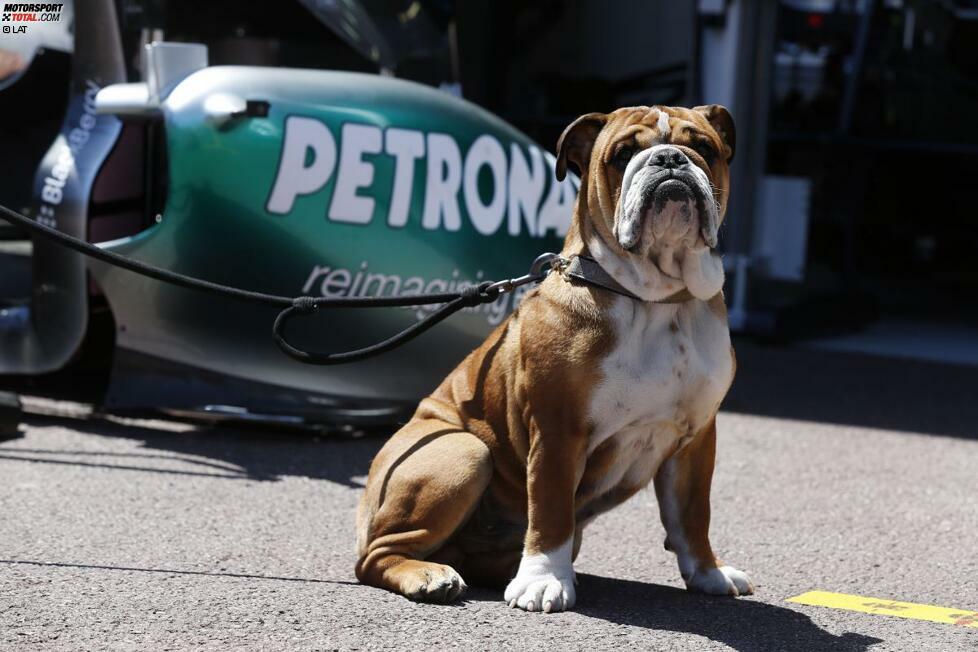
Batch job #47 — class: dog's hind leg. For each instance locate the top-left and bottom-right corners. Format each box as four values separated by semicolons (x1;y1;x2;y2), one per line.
355;419;492;603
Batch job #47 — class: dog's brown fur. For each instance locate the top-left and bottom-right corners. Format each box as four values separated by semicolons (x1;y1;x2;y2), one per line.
355;105;745;608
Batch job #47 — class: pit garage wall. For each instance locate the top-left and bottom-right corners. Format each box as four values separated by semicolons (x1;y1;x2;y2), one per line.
562;0;804;329
556;1;695;82
698;0;785;331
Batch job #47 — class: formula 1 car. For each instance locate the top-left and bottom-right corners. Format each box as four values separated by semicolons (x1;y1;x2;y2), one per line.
0;0;574;425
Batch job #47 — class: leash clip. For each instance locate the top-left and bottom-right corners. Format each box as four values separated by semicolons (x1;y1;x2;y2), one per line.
486;252;565;295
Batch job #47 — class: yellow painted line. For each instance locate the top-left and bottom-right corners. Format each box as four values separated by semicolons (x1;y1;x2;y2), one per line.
788;591;978;628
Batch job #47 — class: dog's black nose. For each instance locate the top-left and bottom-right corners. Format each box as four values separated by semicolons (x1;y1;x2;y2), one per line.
649;146;689;170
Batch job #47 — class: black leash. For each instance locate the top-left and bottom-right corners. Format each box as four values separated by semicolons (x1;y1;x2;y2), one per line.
0;203;559;365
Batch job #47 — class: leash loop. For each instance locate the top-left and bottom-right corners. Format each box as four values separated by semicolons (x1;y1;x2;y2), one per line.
272;280;508;365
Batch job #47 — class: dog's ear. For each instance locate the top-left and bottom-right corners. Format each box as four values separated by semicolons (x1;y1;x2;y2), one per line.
555;112;607;181
694;104;735;162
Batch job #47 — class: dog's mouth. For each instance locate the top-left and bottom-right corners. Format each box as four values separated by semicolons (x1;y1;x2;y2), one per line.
647;177;700;217
650;176;696;203
616;171;711;252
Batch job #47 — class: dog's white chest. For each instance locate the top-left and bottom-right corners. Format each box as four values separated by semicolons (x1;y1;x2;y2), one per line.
586;298;733;489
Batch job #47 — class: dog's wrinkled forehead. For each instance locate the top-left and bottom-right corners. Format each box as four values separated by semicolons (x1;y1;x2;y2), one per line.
595;106;732;179
600;107;681;150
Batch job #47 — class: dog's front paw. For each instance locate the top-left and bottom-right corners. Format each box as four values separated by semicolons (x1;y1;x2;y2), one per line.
685;565;754;596
504;573;576;613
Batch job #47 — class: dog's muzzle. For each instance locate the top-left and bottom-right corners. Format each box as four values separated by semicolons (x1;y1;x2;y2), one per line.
614;145;720;251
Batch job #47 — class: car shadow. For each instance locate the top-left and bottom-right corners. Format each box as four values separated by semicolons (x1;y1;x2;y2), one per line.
465;574;882;651
8;410;390;487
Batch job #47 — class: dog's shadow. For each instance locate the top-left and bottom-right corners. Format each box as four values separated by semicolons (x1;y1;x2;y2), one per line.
466;573;882;652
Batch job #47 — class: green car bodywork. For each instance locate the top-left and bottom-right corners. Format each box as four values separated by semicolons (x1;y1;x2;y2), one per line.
92;66;577;422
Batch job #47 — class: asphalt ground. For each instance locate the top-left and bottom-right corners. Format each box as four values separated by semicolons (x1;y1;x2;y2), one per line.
2;341;977;651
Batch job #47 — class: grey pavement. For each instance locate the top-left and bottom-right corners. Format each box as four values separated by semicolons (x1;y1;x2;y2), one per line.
2;342;977;651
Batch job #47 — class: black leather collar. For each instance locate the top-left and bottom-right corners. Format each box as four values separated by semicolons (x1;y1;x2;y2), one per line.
563;255;693;304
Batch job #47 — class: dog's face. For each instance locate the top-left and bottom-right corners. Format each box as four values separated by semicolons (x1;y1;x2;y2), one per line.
556;105;735;258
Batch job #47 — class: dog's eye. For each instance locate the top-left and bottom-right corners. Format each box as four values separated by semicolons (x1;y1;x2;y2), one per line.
692;141;715;164
612;145;636;171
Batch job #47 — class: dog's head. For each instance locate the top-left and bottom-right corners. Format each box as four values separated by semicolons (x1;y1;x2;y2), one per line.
556;105;735;300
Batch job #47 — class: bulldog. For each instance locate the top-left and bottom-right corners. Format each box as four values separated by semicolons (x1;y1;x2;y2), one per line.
355;104;750;612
